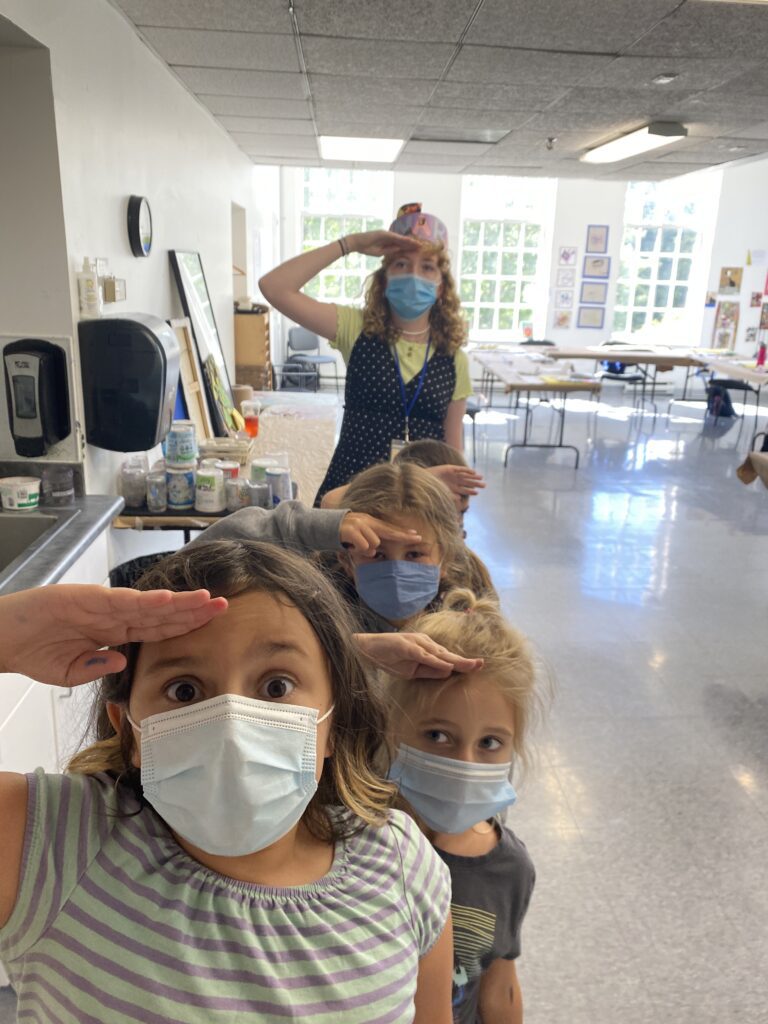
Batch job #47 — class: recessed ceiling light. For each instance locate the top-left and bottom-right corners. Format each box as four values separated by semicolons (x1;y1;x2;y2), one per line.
652;72;679;85
318;136;404;162
581;122;688;164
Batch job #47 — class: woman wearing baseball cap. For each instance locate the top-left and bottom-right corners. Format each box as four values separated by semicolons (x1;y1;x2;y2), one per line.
259;203;473;506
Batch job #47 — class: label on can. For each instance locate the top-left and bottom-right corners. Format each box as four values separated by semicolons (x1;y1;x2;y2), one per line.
166;468;195;509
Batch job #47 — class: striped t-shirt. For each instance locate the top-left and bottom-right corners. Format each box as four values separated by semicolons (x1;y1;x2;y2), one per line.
0;769;451;1023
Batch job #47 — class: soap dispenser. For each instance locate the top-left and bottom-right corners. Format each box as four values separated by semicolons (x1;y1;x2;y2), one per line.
77;258;103;318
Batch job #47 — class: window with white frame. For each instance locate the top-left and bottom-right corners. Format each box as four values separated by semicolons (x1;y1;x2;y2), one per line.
459;176;556;339
612;177;720;339
299;168;393;303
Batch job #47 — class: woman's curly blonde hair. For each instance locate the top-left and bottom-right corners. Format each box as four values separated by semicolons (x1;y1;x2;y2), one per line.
361;243;467;356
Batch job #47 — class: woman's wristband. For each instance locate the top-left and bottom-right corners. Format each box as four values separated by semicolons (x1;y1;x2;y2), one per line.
338;236;350;258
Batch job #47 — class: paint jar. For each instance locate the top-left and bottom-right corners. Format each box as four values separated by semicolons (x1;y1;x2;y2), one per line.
195;466;225;513
249;457;278;484
246;481;271;508
225;476;251;512
266;467;293;506
120;458;148;508
166;467;195;510
166;420;198;467
146;470;167;513
0;476;41;511
216;460;240;481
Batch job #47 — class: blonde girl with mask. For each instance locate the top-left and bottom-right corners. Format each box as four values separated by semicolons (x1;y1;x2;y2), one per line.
387;589;548;1024
258;202;473;506
0;541;453;1024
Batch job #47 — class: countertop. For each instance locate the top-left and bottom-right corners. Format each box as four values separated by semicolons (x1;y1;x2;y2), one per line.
0;495;124;594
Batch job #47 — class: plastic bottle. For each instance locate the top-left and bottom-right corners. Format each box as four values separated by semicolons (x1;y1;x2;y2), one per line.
757;341;767;368
77;258;103;318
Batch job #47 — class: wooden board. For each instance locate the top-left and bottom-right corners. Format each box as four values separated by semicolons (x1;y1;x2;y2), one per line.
170;317;215;439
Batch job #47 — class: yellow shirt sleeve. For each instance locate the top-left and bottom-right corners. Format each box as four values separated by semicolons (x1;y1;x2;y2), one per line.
329;306;364;365
452;349;473;402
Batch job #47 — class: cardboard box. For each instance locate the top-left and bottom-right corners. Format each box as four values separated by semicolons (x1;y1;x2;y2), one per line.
236;363;273;391
235;310;270;365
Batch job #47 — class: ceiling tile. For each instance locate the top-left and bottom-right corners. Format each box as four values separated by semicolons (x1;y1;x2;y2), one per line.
705;65;768;97
448;46;614;86
140;27;299;70
602;162;712;180
626;3;768;59
249;156;321;166
729;121;768;140
401;140;491;156
198;94;311;118
544;86;694;117
173;67;307;98
522;112;642;135
310;75;435;105
577;56;763;93
222;117;316;136
313;122;412;139
113;0;290;33
466;0;682;52
430;80;568;110
296;0;472;42
416;107;529;131
657;138;768;162
670;90;768;119
235;134;319;157
302;37;454;78
394;156;473;172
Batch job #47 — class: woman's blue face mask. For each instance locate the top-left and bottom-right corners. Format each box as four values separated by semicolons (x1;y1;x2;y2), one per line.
385;274;438;321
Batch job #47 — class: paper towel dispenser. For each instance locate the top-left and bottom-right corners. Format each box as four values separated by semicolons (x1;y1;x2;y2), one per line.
78;314;180;452
3;339;71;457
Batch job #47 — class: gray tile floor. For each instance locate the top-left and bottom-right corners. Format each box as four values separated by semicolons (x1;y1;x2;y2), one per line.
1;388;766;1023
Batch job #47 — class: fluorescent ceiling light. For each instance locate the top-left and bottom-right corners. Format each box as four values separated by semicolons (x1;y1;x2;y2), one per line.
318;136;404;162
581;123;687;164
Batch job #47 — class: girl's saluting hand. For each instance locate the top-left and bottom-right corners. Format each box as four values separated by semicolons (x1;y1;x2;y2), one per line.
356;632;483;680
0;585;228;686
340;511;421;555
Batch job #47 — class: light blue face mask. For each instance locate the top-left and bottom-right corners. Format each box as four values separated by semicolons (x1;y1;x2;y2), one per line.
389;743;517;834
127;693;333;856
355;560;440;621
385;274;438;320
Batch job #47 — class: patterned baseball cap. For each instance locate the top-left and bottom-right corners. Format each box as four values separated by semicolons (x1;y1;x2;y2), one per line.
389;202;448;245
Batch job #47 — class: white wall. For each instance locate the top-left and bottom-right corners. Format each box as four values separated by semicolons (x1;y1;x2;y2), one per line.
0;0;259;509
702;155;768;354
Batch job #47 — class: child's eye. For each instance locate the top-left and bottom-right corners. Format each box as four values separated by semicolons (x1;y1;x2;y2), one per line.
425;729;449;744
166;679;201;703
260;676;296;700
479;736;502;751
405;549;427;560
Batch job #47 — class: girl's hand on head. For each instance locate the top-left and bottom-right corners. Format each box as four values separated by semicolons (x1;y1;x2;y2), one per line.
356;632;483;680
0;585;228;687
348;230;423;258
340;512;421;556
428;465;486;498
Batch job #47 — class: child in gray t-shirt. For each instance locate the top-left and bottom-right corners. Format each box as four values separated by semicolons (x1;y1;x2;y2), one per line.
386;588;547;1023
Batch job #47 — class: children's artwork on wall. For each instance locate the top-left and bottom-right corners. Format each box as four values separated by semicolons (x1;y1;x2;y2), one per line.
580;282;608;304
713;301;739;349
746;327;757;347
555;289;573;309
765;270;768;295
554;310;572;329
577;306;605;329
559;246;577;266
556;268;575;288
760;303;768;330
586;225;609;254
705;291;716;307
718;266;743;295
583;256;611;279
751;292;763;308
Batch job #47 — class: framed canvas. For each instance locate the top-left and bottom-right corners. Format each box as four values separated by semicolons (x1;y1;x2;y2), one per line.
705;291;717;308
583;255;611;279
170;317;214;440
559;246;577;266
555;289;574;309
577;306;605;329
760;303;768;330
751;292;762;308
554;310;572;329
580;281;608;304
718;266;742;295
556;268;575;288
712;300;739;349
169;250;238;437
586;225;609;254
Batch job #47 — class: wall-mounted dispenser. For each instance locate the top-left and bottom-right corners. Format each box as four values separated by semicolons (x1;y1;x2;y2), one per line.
3;339;71;457
78;313;180;452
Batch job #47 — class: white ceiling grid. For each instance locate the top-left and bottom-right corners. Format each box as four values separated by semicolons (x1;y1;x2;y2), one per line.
110;0;768;179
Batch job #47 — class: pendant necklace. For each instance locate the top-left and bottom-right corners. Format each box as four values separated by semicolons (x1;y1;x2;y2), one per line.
471;820;496;835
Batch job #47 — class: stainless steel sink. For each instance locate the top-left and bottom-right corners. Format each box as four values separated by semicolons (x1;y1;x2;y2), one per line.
0;509;81;589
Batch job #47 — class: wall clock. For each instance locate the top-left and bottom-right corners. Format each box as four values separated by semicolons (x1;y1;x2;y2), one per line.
127;195;152;257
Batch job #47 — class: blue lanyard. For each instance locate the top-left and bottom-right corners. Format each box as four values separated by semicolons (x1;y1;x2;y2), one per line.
392;339;432;441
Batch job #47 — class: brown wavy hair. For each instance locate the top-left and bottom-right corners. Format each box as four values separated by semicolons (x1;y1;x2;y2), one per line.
361;243;467;356
67;540;395;842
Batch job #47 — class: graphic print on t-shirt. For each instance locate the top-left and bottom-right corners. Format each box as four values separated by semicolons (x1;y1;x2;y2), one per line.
450;903;497;1011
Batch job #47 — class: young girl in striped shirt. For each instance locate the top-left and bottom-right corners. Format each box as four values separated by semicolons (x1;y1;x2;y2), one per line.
0;540;453;1023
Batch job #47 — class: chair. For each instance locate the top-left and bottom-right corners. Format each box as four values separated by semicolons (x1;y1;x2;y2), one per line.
595;342;655;414
287;327;341;392
464;393;489;464
707;374;761;418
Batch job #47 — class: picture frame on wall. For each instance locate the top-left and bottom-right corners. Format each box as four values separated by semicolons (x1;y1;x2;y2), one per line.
580;281;608;304
712;300;739;349
583;256;611;279
555;289;574;309
558;246;577;266
751;292;762;308
586;225;609;254
577;306;605;329
718;266;742;295
556;268;575;288
760;303;768;331
554;310;572;329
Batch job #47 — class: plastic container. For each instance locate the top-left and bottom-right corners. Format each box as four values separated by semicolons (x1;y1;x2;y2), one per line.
225;476;251;512
41;466;75;506
166;467;195;510
195;466;225;513
77;258;103;318
146;470;168;513
0;476;41;510
166;420;198;467
249;456;278;483
120;457;148;508
246;481;271;508
216;460;240;481
266;467;292;506
241;399;261;438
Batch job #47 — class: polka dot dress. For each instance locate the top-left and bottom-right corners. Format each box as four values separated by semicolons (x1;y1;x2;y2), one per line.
313;333;456;506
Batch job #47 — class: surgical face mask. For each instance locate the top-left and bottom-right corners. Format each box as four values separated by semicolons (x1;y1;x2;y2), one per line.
389;743;517;834
126;693;333;856
385;274;438;320
355;560;440;621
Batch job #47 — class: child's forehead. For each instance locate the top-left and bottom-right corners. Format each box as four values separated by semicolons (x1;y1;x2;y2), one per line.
407;673;516;726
